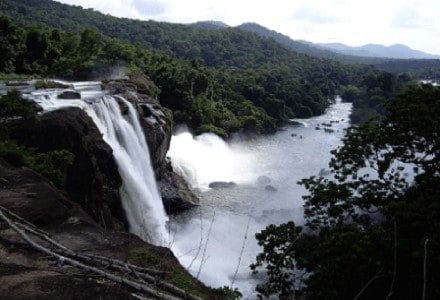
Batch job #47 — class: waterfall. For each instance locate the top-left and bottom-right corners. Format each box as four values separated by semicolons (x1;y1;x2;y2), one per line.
30;91;168;246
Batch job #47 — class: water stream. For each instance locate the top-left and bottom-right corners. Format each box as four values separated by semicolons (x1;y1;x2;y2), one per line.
168;100;352;298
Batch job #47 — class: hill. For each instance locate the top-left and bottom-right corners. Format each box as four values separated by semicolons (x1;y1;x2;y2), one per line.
316;42;440;59
233;23;440;78
1;0;378;136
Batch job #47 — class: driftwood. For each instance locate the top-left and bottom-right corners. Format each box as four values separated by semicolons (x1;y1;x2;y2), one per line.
0;206;204;300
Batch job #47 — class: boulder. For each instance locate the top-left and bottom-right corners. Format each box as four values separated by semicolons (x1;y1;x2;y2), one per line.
209;181;237;188
265;185;277;192
159;168;199;214
58;90;81;99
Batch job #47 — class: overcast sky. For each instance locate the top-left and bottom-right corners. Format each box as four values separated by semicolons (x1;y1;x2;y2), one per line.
55;0;440;55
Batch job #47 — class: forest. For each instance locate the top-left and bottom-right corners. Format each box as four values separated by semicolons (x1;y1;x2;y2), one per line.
0;10;376;137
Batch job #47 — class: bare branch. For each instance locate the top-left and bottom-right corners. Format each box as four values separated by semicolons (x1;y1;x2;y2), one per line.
0;207;204;300
422;238;429;300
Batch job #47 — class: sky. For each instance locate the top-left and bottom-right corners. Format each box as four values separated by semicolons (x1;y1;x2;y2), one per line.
55;0;440;55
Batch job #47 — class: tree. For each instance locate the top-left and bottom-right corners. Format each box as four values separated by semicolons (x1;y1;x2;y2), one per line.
252;84;440;299
341;84;362;102
0;16;24;73
0;89;36;136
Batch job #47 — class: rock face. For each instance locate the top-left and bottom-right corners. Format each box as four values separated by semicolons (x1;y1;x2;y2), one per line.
0;159;214;300
103;73;170;179
103;73;199;214
13;107;125;230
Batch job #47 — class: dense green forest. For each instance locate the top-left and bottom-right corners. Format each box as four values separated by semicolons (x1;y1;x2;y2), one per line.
1;0;436;130
0;15;352;136
2;0;440;80
0;0;377;137
237;22;440;78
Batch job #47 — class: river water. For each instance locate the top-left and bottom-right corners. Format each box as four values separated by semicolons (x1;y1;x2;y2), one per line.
168;100;352;298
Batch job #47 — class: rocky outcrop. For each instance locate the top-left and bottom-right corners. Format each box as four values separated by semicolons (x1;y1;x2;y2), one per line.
103;73;170;179
208;181;237;189
103;73;199;214
0;159;215;299
159;170;200;214
12;107;126;231
57;90;81;99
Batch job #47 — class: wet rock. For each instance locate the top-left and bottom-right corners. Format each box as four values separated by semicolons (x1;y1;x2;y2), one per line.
58;90;81;99
159;169;199;214
209;181;237;188
265;185;277;192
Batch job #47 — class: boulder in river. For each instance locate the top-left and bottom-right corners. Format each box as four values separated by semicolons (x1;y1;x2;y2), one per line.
209;181;237;188
57;90;81;99
265;185;277;192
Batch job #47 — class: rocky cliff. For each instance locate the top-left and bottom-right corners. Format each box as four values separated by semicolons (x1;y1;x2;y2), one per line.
102;73;199;214
11;73;198;230
0;159;216;299
0;75;217;299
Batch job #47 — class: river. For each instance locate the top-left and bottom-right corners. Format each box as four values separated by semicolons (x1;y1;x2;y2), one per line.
167;99;352;298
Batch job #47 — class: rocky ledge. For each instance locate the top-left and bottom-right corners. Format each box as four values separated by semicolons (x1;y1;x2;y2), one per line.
0;159;217;299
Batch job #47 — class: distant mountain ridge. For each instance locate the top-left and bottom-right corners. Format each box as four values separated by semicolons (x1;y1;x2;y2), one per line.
235;22;365;62
315;43;440;59
189;20;229;30
235;22;440;60
1;0;439;77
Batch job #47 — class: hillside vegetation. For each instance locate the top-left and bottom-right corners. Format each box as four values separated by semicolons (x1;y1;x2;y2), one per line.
1;0;431;133
0;0;377;136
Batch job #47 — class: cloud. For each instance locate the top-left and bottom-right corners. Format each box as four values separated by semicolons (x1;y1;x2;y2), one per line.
132;0;168;16
291;4;347;24
391;3;440;33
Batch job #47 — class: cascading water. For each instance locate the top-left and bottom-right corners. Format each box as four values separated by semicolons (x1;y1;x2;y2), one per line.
27;86;168;246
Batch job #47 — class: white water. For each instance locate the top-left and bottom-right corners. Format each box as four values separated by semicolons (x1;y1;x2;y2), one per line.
168;100;352;298
25;87;168;245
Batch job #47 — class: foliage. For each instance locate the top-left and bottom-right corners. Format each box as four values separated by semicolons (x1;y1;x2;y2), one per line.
250;222;302;299
0;89;36;137
0;1;386;135
209;286;242;300
252;84;440;299
0;140;74;188
0;91;74;188
345;71;416;124
3;0;440;77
